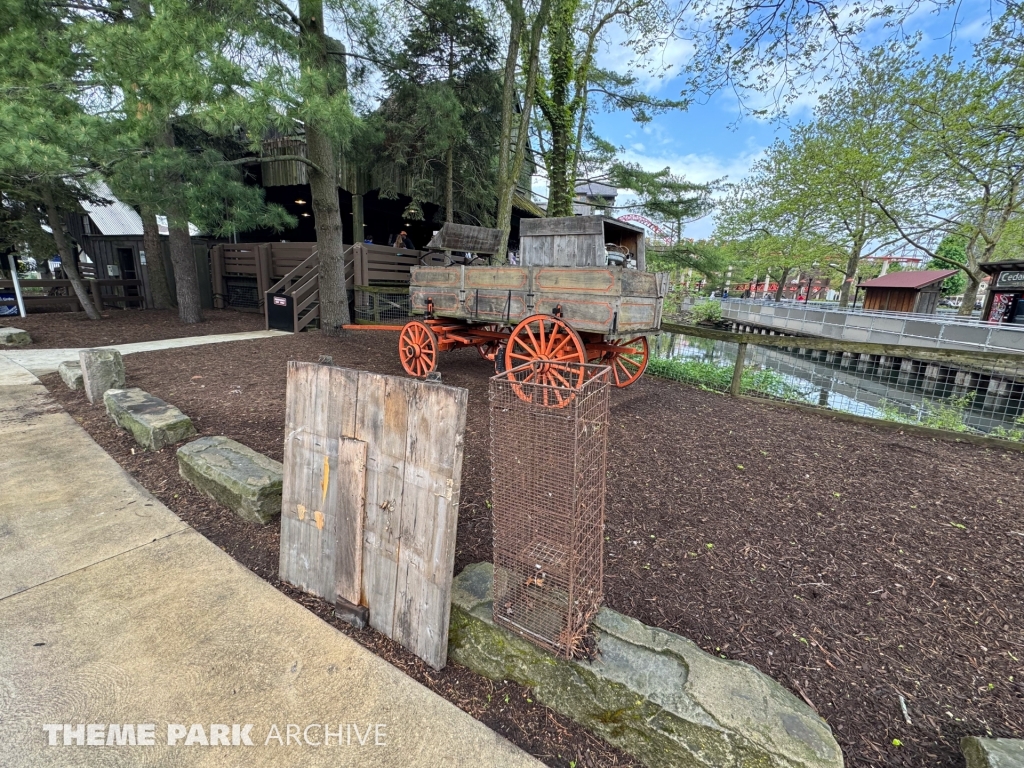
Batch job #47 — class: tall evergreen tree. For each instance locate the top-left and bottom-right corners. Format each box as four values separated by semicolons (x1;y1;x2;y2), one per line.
372;0;501;225
0;0;107;319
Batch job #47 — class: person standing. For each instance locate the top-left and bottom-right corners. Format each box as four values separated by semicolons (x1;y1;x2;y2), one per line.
389;230;415;249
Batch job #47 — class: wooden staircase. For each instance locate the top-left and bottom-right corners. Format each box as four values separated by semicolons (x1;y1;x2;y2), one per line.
265;246;367;332
265;251;320;332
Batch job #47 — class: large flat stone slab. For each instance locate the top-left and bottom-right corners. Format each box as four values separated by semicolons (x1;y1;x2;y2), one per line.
963;737;1024;768
104;388;197;450
450;562;843;768
177;436;283;524
79;347;125;404
57;360;82;390
0;327;31;346
0;383;189;599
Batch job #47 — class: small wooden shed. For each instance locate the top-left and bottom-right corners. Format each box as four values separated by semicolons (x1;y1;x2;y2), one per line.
519;215;645;270
860;270;956;314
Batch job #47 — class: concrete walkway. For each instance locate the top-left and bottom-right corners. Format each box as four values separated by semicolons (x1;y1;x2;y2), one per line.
0;329;289;376
0;365;539;766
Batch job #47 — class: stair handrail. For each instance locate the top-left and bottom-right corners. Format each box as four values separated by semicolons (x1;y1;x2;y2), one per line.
267;250;318;295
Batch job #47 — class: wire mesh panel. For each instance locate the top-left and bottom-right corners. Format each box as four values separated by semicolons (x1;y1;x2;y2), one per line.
653;328;1024;440
353;286;411;325
490;362;610;658
224;276;261;310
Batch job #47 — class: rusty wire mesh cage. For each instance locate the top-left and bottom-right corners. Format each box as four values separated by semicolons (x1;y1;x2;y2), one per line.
489;362;610;658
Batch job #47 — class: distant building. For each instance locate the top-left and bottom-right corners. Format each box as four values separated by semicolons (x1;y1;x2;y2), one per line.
573;182;617;216
859;270;957;314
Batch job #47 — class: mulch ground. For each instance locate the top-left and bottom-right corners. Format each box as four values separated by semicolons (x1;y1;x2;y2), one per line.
38;327;1024;768
1;309;263;348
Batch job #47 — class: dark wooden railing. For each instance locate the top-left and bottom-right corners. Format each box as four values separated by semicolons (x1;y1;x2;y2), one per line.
1;278;145;314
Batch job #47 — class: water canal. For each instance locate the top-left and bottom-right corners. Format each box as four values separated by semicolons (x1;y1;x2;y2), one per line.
652;332;1024;437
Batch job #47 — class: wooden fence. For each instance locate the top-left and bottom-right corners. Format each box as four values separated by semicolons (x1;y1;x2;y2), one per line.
210;242;445;313
1;278;145;314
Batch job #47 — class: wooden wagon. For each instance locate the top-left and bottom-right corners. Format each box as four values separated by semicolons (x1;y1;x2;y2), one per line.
399;216;667;389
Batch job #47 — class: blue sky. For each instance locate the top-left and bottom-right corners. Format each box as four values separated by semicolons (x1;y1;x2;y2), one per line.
558;0;999;239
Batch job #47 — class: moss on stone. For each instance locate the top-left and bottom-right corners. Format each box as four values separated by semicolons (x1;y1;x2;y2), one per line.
449;563;843;768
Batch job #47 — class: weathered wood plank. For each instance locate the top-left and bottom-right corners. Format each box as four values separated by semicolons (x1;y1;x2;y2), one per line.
390;381;468;669
279;362;365;602
334;437;367;606
355;372;411;639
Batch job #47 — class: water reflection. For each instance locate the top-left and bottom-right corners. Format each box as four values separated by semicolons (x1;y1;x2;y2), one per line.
654;333;1024;435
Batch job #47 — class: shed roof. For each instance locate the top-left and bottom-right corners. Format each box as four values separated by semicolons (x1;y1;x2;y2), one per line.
979;260;1024;274
82;181;200;237
860;270;957;289
574;181;617;199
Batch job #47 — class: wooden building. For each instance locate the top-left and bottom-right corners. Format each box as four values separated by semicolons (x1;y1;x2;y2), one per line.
64;182;214;309
859;270;956;314
980;260;1024;324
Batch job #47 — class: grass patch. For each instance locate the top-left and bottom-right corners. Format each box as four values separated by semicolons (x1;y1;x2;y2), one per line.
647;357;810;401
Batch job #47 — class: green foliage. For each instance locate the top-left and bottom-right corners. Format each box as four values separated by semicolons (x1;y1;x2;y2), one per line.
689;299;722;324
646;356;810;401
367;0;501;224
879;393;978;434
608;163;711;239
990;417;1024;443
931;234;968;295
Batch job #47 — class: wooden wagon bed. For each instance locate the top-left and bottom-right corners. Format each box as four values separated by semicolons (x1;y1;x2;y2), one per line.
409;265;668;336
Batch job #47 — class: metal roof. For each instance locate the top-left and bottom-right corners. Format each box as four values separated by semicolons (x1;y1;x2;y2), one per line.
860;270;957;289
574;181;617;198
82;181;200;237
82;181;144;236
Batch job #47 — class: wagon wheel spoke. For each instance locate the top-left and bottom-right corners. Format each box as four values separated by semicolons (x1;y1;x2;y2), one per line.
603;336;649;388
398;320;439;379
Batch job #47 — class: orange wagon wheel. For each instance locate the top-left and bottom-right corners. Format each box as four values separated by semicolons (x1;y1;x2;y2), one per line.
505;315;587;406
476;324;503;361
602;336;649;388
399;320;439;378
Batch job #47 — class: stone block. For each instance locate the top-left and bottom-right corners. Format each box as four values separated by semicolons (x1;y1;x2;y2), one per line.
104;388;196;450
57;361;83;390
0;327;31;346
79;348;125;404
450;563;843;768
962;737;1024;768
176;436;283;524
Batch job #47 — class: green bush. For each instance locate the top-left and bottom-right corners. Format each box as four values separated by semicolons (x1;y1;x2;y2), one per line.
647;356;810;401
688;299;722;325
879;392;979;434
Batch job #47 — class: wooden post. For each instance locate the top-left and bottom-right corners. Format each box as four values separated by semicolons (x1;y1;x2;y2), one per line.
730;342;747;396
88;278;104;316
352;192;364;246
257;244;272;303
211;244;225;309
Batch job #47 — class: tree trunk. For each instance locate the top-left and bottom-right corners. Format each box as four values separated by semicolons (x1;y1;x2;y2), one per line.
42;185;101;320
140;204;174;309
445;146;454;223
494;12;524;262
540;0;577;219
495;0;550;260
166;202;204;324
959;271;983;316
158;127;205;322
837;246;862;308
299;0;350;334
773;267;792;302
